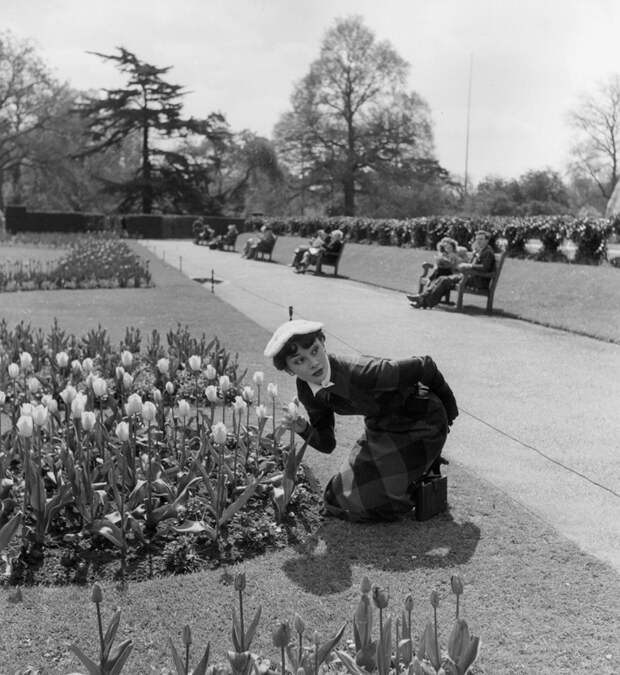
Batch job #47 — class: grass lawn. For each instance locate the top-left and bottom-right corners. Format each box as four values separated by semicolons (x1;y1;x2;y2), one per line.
0;239;619;674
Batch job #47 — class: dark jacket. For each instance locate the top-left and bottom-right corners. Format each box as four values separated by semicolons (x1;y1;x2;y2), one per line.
466;244;496;289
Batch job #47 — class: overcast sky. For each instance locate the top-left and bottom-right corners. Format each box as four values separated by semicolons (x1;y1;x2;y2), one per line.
5;0;619;184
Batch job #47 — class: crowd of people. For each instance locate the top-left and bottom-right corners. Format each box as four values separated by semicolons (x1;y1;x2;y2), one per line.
192;218;239;250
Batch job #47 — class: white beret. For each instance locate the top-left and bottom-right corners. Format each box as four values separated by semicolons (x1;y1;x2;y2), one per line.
264;320;324;357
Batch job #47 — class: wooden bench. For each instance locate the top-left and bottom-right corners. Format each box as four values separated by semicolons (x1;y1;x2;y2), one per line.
255;236;277;261
455;250;507;315
311;243;345;276
222;232;238;251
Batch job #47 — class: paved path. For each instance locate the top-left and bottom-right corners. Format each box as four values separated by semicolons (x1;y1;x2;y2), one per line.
144;239;620;573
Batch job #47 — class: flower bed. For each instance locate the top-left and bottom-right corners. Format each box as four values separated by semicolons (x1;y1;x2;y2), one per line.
0;234;152;292
0;321;322;587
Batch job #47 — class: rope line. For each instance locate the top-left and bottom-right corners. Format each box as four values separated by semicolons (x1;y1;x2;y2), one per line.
191;253;620;501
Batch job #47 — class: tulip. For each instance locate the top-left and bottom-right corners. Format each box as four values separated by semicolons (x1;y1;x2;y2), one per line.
115;366;125;379
252;371;264;386
92;377;107;398
177;399;191;419
60;385;77;405
242;386;254;403
21;402;34;417
126;393;143;416
372;585;389;609
287;401;299;417
234;572;246;591
81;411;97;431
267;383;278;399
8;363;19;379
157;357;170;374
84;373;95;389
115;421;130;442
293;613;305;635
16;414;33;438
430;590;440;609
142;401;157;423
205;364;216;380
404;592;414;612
255;404;268;420
120;350;133;368
32;405;49;427
71;393;87;419
19;352;32;370
451;574;464;596
0;391;5;405
360;576;372;594
272;621;291;649
122;372;134;389
152;388;162;404
82;357;94;374
447;619;480;674
205;385;218;403
71;360;82;375
188;354;201;371
46;397;58;414
91;582;103;604
212;421;227;444
183;625;192;647
219;375;231;392
55;351;69;368
165;381;175;395
233;396;247;414
28;377;41;394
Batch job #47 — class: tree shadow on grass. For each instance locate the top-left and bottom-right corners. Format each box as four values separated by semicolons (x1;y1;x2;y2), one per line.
281;510;480;596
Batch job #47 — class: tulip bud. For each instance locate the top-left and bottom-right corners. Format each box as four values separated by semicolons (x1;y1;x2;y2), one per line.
32;404;49;427
42;395;58;414
205;385;218;403
267;383;278;399
293;613;305;635
55;351;69;368
372;585;389;609
451;575;464;596
92;377;107;398
28;377;41;394
219;375;231;392
121;350;133;368
116;421;130;442
91;582;103;603
82;357;94;374
313;630;320;646
252;371;264;386
212;422;227;445
123;372;134;389
177;399;191;419
255;404;268;420
242;386;254;403
142;401;157;423
152;388;162;404
165;381;175;395
234;572;246;591
20;352;32;370
430;590;440;609
233;396;247;413
183;624;192;647
60;385;77;405
84;373;95;389
71;359;82;375
287;401;298;418
71;393;87;419
8;363;19;379
16;414;33;438
404;593;414;612
81;411;97;431
157;357;170;374
188;354;201;372
115;366;125;379
360;576;372;594
21;402;33;417
205;364;216;380
272;621;291;648
126;393;143;416
0;390;6;405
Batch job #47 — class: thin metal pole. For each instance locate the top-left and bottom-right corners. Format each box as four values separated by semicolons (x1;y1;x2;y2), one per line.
464;53;473;196
211;269;215;293
179;256;182;273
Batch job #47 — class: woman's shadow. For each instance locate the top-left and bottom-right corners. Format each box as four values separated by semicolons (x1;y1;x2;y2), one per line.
282;510;480;596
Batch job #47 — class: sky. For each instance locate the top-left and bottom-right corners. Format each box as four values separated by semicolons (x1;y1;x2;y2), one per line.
4;0;620;184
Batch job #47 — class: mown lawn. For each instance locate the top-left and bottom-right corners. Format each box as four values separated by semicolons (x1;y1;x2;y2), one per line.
0;238;618;674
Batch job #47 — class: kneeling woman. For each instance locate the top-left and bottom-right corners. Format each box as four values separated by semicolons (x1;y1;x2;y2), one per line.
264;320;458;522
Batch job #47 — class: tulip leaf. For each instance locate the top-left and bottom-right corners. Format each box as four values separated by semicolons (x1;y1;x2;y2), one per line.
219;479;258;526
69;644;100;675
102;609;122;659
108;639;133;675
244;605;262;650
92;519;124;550
168;637;185;675
335;649;366;675
173;520;216;538
192;642;211;675
0;512;22;554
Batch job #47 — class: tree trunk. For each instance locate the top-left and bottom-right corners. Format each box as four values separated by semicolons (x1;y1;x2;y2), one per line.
343;173;355;216
141;110;152;214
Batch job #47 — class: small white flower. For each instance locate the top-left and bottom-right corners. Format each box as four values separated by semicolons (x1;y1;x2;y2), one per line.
81;410;97;431
205;385;218;403
157;357;170;374
252;371;264;386
205;364;216;380
188;354;201;372
121;350;133;368
43;396;58;414
55;351;69;368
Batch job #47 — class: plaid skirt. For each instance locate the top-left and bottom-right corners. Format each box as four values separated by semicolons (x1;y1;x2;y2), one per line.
323;392;448;522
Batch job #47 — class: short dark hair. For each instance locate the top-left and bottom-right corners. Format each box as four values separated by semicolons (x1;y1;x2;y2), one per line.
475;230;490;240
272;330;325;371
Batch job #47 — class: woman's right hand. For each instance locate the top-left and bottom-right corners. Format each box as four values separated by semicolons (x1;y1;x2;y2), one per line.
281;405;308;434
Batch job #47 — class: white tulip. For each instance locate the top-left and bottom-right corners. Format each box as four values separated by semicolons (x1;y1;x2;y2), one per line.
242;386;254;403
16;414;33;438
20;403;33;417
55;351;69;368
142;401;157;423
267;383;278;399
82;358;94;374
188;354;201;372
152;388;162;404
255;404;268;420
121;350;133;368
165;381;175;395
157;357;170;374
8;363;19;379
0;390;6;405
44;396;58;414
92;377;107;398
32;404;49;427
233;396;247;413
60;385;77;405
219;375;231;392
81;411;97;431
287;401;299;418
122;372;134;389
126;393;143;416
115;366;125;379
212;422;228;445
205;364;216;380
19;352;32;370
71;360;82;375
27;377;41;394
115;421;130;442
205;385;218;403
71;393;87;419
252;371;264;385
177;399;191;419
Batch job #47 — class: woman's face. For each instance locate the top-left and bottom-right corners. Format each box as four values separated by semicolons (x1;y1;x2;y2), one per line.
285;338;329;383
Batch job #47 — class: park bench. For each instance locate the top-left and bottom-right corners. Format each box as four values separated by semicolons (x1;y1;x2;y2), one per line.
417;249;507;315
308;243;346;276
255;236;278;261
222;230;238;251
455;250;507;315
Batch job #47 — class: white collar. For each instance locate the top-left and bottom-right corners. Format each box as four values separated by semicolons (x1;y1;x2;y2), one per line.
306;359;334;395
